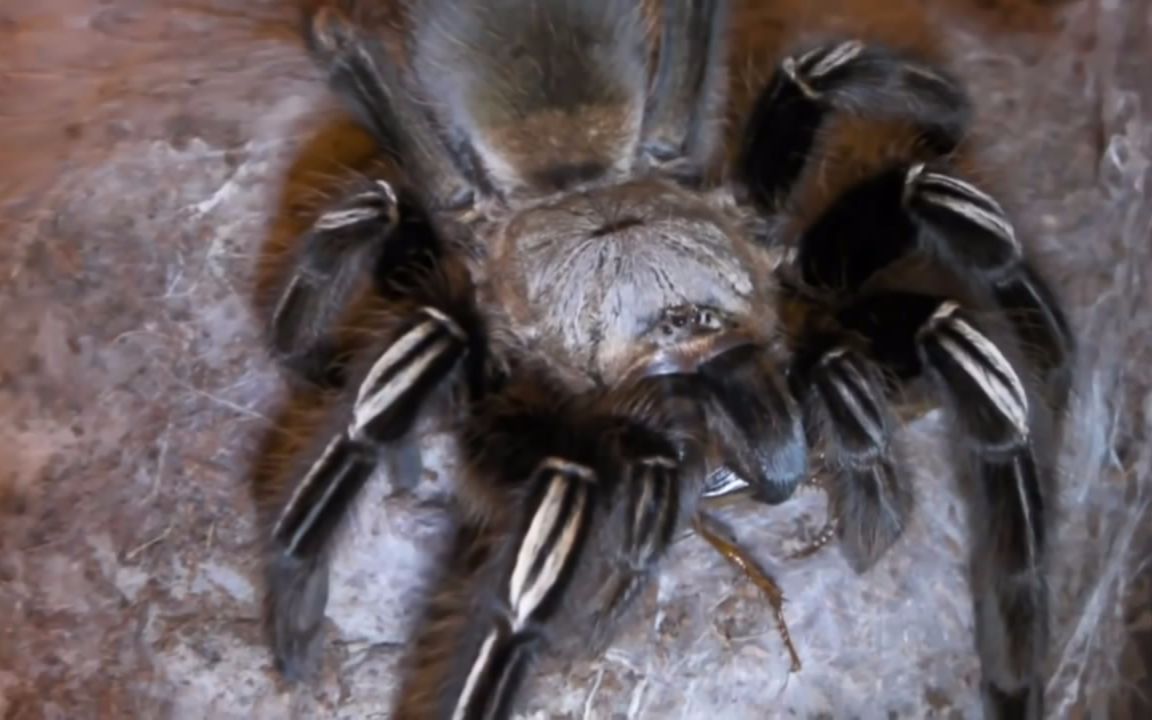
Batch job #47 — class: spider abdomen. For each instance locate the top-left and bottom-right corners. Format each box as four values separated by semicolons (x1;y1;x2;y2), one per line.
409;0;649;195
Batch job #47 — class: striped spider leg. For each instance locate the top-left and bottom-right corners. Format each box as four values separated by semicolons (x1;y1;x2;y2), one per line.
263;203;487;678
269;175;438;387
262;6;497;678
394;335;814;719
739;38;1074;720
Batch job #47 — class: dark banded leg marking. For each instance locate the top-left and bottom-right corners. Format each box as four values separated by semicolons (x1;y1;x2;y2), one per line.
918;301;1043;573
590;455;683;634
623;457;680;568
311;183;398;231
740;40;969;209
452;459;596;720
782;40;866;99
905;165;1074;393
273;438;374;559
917;301;1048;716
919;303;1030;448
350;307;465;438
796;158;1071;397
271;308;465;559
270;179;401;380
803;347;912;572
833;289;1054;717
507;460;594;629
905;165;1018;254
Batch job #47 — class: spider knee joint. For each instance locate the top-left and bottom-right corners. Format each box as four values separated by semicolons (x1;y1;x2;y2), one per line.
921;302;1031;446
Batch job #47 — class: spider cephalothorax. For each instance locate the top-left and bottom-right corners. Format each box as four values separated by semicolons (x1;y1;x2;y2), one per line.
261;2;1073;718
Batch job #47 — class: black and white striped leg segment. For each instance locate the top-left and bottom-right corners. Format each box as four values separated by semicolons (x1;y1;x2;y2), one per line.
792;344;912;572
801;162;1072;391
265;301;475;680
740;40;971;209
451;458;598;720
794;158;1072;413
273;308;466;554
270;177;402;383
904;164;1075;398
588;447;684;649
918;301;1048;719
398;374;704;720
451;414;696;719
840;293;1050;719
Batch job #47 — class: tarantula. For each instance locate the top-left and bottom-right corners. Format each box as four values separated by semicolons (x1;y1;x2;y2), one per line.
261;1;1073;718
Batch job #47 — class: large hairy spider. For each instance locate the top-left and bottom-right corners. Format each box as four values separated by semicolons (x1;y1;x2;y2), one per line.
261;1;1074;718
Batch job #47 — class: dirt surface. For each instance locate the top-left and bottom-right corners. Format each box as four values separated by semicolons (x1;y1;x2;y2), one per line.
1;0;1149;718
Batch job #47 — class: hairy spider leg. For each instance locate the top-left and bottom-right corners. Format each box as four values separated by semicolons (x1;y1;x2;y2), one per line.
800;164;1073;400
789;341;913;572
450;458;599;720
395;377;702;720
739;42;1070;718
265;258;486;680
640;0;731;177
270;176;446;387
802;165;1062;720
740;38;1071;400
901;164;1075;399
307;5;483;207
740;39;971;211
840;293;1051;720
270;177;400;384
